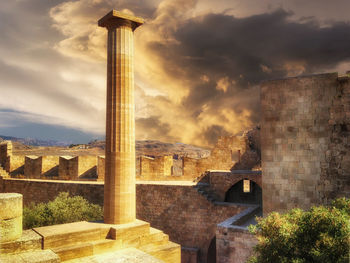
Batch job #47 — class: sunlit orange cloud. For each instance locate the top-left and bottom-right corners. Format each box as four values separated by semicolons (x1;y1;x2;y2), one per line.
1;0;349;145
49;0;255;146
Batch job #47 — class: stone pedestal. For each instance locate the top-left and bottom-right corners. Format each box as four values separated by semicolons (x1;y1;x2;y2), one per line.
98;10;143;224
0;193;22;242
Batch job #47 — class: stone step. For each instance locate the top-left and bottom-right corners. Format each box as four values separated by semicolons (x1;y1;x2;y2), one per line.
91;238;122;254
141;241;181;263
109;219;150;246
63;247;164;263
33;221;111;249
52;242;93;261
0;249;60;263
52;238;122;261
139;228;169;247
0;229;42;254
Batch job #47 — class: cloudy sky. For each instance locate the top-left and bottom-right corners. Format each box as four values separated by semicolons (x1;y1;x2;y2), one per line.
1;0;350;146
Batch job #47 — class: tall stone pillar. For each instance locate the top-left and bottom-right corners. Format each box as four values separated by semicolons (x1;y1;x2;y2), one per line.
98;10;143;224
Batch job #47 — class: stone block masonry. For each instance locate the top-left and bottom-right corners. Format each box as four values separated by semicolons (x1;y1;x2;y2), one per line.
139;155;173;179
261;72;350;214
0;178;249;263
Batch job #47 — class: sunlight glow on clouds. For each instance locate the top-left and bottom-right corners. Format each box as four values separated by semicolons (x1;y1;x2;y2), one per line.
0;0;350;145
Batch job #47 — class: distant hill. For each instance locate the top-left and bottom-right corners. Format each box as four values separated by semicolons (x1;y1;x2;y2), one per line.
0;135;71;147
0;136;210;158
88;140;210;158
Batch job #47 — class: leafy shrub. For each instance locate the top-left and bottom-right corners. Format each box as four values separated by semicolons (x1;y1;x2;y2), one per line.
248;198;350;263
23;192;103;229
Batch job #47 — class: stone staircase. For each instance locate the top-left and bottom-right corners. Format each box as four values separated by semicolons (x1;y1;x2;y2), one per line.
193;182;221;203
0;220;180;263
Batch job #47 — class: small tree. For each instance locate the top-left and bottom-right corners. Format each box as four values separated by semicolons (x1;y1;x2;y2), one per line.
248;198;350;263
23;192;103;229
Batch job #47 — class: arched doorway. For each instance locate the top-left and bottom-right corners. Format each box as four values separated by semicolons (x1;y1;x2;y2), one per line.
224;179;262;205
207;237;216;263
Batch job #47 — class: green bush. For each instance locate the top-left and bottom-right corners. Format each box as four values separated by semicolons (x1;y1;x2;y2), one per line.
248;198;350;263
23;192;103;229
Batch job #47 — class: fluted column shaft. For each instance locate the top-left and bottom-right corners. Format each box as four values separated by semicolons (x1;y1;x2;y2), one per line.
104;24;135;224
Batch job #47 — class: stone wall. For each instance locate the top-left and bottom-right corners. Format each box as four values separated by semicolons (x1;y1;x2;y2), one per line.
58;156;77;180
0;178;248;263
216;210;258;263
136;184;247;262
77;155;97;179
182;132;261;180
182;136;245;180
6;155;25;175
58;156;97;180
261;72;350;214
138;155;173;179
0;142;11;167
24;156;41;179
24;156;59;179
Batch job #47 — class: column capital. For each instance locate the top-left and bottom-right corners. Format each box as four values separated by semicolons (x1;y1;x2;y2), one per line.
98;10;144;31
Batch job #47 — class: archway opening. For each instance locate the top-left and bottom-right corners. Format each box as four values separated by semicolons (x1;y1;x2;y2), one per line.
207;237;216;263
224;179;262;205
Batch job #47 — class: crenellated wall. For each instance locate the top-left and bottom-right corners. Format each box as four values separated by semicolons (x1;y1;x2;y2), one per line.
138;155;173;179
0;131;260;182
58;156;97;180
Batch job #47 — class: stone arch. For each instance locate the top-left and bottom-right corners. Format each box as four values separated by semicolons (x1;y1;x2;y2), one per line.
207;237;216;263
221;175;262;198
224;179;262;205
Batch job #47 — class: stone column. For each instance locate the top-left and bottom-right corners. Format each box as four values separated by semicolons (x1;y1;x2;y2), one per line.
98;10;143;224
0;193;22;243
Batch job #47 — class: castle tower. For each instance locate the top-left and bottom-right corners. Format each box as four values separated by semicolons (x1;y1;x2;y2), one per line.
98;10;143;224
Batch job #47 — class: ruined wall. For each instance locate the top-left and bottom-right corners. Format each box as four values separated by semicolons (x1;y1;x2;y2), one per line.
216;206;259;263
261;73;350;215
183;133;261;180
183;136;245;180
6;155;25;174
77;155;97;179
0;142;11;167
24;156;59;179
58;156;77;180
24;156;41;179
208;171;262;201
41;156;59;177
58;156;96;180
0;178;247;263
216;225;257;263
139;156;173;179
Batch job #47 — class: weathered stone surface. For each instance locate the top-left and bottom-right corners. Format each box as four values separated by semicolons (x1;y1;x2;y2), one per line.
0;229;42;254
64;248;163;263
34;221;110;249
261;72;350;214
0;216;22;243
0;193;22;243
0;178;247;262
0;193;22;219
99;10;143;225
0;249;60;263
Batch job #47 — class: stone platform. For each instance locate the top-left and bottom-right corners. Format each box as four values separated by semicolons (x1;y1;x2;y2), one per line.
0;220;180;262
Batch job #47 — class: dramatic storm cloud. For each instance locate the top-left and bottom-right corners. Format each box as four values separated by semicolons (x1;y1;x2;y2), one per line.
0;0;350;145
